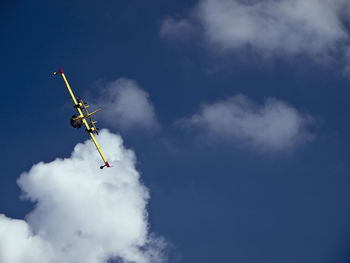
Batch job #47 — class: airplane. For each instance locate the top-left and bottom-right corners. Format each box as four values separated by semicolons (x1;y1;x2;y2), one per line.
53;68;110;169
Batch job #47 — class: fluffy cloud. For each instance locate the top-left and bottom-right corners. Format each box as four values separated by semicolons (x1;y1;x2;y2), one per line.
179;94;313;151
92;78;159;132
162;0;350;67
0;130;165;263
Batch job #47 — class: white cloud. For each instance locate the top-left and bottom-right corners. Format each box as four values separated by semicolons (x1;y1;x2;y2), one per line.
162;0;350;67
93;78;160;132
180;94;314;151
0;130;165;263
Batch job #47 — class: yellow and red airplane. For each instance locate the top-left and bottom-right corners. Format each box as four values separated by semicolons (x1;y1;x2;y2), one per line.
53;68;110;169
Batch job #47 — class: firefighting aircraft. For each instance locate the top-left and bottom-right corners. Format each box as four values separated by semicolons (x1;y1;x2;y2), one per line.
53;68;110;169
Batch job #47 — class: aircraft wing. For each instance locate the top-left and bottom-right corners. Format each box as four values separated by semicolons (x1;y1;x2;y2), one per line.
54;68;110;169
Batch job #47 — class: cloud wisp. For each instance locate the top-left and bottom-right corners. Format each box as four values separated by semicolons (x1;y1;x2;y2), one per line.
92;78;160;132
160;17;199;40
0;130;165;263
161;0;350;69
179;94;314;151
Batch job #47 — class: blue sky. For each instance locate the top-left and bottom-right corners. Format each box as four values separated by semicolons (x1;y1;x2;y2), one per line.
2;0;350;262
